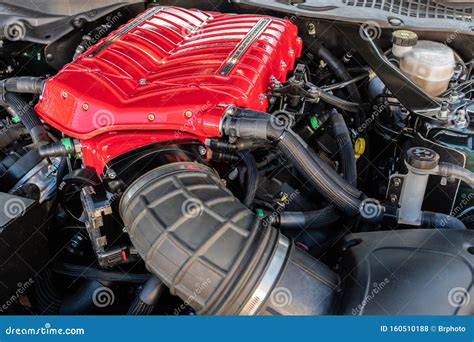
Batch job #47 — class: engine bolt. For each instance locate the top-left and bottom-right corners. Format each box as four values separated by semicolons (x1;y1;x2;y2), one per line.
198;146;207;156
184;110;193;118
390;194;398;203
147;113;155;121
82;103;89;111
107;170;117;179
61;91;68;99
393;178;401;187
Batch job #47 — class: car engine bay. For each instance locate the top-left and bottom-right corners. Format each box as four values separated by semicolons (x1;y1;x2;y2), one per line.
0;0;473;315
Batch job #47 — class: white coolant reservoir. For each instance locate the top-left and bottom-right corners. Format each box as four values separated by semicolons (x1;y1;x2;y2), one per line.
399;40;455;96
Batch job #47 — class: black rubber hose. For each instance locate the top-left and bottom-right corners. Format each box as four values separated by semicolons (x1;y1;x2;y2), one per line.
52;263;150;283
239;151;258;207
277;130;361;215
128;276;166;315
1;77;45;95
421;211;466;230
328;110;357;186
222;110;361;198
317;90;366;113
278;205;340;229
3;92;50;146
221;114;363;215
312;44;362;103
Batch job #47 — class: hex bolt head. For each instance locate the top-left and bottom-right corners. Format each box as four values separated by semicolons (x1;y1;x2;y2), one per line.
82;103;89;111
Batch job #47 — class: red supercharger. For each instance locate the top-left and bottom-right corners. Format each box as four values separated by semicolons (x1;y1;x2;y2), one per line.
35;6;301;174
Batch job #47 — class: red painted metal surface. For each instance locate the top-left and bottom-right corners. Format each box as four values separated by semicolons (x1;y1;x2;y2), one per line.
35;6;301;173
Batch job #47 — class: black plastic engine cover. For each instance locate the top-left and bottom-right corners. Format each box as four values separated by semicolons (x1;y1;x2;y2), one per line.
338;229;474;315
0;192;47;307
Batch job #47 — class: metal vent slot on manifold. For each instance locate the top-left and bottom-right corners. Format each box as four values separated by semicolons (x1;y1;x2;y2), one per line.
341;0;473;21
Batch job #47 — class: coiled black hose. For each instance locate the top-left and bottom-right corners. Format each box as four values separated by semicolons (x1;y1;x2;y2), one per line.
239;151;258;207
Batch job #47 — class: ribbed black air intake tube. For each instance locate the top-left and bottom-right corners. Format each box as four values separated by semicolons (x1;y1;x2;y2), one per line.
3;92;50;146
120;162;339;315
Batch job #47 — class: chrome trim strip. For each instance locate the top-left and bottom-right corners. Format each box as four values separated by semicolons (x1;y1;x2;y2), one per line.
239;234;289;315
88;7;162;58
217;18;271;76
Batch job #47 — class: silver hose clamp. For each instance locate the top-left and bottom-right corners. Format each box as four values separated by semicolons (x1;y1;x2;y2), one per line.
239;234;290;315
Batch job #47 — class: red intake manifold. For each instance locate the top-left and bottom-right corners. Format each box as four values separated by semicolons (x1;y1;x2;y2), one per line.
35;6;301;173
